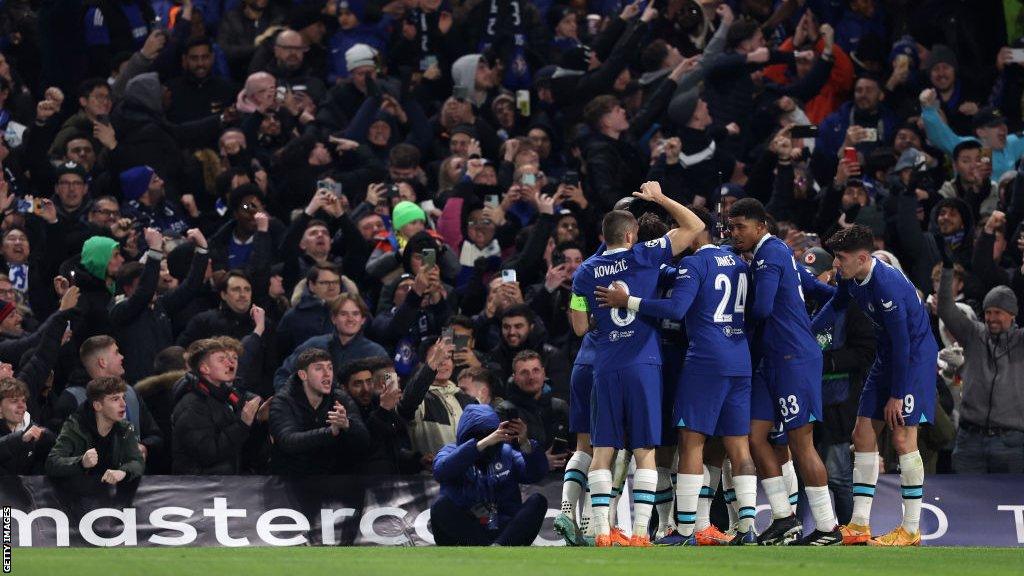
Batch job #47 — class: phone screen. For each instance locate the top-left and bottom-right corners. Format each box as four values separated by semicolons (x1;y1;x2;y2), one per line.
421;249;436;269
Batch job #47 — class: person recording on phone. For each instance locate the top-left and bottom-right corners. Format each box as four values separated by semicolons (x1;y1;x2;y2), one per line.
399;335;476;461
920;86;1024;179
430;403;549;546
816;74;898;161
341;357;423;475
495;350;571;473
525;241;585;347
369;259;455;372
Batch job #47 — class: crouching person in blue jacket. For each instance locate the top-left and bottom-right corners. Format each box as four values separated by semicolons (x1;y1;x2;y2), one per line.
431;404;549;546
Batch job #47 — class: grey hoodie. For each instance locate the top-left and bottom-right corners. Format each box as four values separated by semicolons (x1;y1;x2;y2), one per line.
938;268;1024;431
451;54;483;103
125;72;164;118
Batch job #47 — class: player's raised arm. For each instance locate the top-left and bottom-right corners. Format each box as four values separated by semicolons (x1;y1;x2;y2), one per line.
631;181;704;255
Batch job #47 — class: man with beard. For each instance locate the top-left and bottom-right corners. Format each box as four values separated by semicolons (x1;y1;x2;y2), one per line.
167;37;238;123
218;0;286;79
269;348;370;475
119;166;192;237
250;28;326;102
171;337;263;474
340;357;422;474
817;74;899;160
486;304;570;400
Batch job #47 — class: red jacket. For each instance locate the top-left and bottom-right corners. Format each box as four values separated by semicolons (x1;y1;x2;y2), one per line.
764;37;854;125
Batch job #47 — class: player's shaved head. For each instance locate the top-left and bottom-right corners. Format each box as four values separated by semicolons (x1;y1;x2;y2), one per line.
602;210;638;246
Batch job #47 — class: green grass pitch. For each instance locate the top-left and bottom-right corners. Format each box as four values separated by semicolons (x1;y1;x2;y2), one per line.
9;546;1024;576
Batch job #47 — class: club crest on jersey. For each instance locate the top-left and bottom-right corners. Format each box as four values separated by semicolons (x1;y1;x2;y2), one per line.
756;259;766;268
722;326;744;337
881;299;896;310
645;238;666;248
608;330;634;342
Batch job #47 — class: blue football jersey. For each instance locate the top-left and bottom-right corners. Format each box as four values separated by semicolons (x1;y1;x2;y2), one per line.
639;245;750;375
571;236;675;371
846;257;939;397
748;235;821;362
574;331;597;366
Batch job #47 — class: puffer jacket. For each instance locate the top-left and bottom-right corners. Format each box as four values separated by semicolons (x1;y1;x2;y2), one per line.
170;373;257;474
432;405;548;525
268;373;370;475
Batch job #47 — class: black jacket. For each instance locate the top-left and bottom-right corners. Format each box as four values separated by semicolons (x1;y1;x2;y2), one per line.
487;332;571;401
177;304;256;347
0;417;55;475
170;372;257;474
817;302;876;445
582;132;647;215
497;385;570;454
110;248;209;382
166;74;238;124
268;374;371;475
353;397;423;475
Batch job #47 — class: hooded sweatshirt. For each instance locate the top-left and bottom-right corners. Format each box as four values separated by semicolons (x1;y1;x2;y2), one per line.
451;54;484;106
432;404;547;523
81;236;120;294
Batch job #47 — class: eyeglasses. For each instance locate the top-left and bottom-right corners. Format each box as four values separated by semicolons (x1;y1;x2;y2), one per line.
316;280;342;287
241;202;262;213
467;219;494;227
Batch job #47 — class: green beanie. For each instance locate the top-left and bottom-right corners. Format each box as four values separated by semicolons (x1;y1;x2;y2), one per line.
392;201;426;232
81;236;120;287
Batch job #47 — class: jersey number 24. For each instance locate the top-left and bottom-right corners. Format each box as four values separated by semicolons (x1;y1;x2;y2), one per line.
713;273;748;323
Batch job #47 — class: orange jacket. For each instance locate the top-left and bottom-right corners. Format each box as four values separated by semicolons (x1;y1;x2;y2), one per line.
764;37;854;125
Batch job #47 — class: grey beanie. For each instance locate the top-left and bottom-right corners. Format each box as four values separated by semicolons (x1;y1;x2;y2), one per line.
925;44;958;73
668;88;700;127
983;285;1018;315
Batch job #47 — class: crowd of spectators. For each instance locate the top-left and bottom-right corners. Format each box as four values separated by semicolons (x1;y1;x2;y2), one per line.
0;0;1023;491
